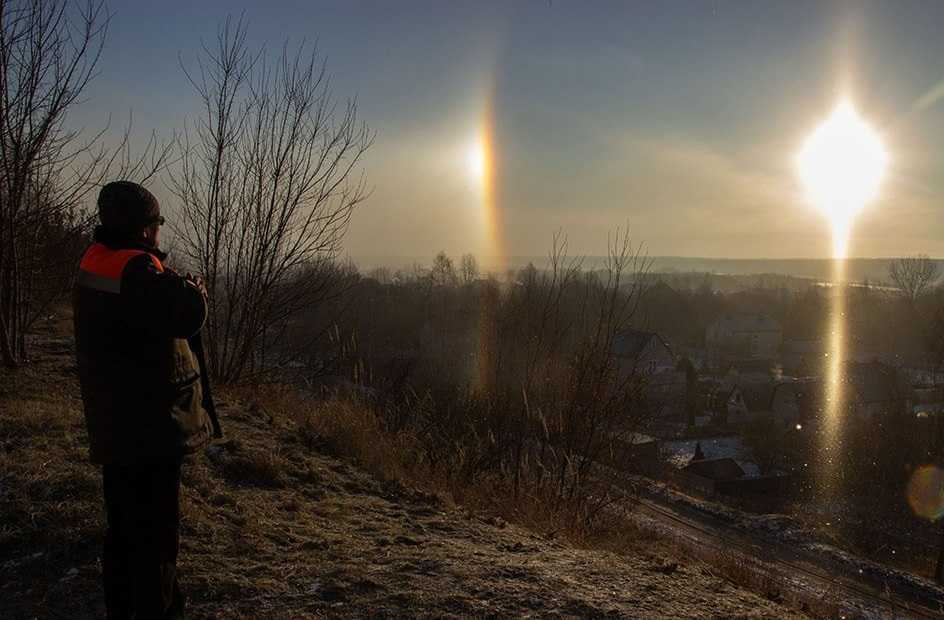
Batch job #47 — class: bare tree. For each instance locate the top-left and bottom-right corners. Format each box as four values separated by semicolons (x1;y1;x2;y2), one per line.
0;0;104;365
366;266;391;285
430;251;457;287
470;227;653;509
170;16;373;383
889;254;939;303
459;252;478;284
0;0;174;368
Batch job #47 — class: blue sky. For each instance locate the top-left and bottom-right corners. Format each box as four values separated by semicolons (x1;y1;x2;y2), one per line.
72;1;944;262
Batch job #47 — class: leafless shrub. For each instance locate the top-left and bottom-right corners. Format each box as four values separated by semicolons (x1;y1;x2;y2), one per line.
170;16;373;383
365;228;655;523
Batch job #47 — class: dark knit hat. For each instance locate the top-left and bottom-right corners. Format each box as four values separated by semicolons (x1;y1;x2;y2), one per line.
97;181;161;235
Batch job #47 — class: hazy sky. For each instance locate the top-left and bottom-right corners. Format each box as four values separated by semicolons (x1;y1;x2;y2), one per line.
72;1;944;263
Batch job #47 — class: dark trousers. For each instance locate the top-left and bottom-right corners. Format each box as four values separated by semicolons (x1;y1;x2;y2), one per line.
102;462;184;619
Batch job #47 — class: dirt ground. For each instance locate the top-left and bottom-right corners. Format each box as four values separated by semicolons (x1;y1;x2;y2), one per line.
0;317;806;618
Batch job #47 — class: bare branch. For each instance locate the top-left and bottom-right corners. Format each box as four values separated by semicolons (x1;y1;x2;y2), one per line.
889;254;939;303
0;0;110;365
168;17;372;382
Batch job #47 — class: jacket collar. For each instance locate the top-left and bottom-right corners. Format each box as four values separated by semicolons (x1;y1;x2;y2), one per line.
92;225;168;263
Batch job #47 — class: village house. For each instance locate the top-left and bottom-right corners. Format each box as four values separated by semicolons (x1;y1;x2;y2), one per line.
706;313;782;366
913;385;944;417
612;329;686;419
769;378;822;428
703;378;748;424
663;438;788;498
770;360;910;426
612;329;676;375
693;356;780;425
891;353;944;388
781;338;825;376
725;358;780;381
845;361;909;417
738;380;776;416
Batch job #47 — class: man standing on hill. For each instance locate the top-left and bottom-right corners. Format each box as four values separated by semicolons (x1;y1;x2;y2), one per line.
73;180;211;618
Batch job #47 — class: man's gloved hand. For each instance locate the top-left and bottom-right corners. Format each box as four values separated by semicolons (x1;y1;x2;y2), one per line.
163;264;208;299
184;274;208;300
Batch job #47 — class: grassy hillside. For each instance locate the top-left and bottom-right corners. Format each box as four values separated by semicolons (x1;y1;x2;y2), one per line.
0;312;806;618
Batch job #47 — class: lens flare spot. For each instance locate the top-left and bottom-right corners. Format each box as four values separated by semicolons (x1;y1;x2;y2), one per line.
906;465;944;520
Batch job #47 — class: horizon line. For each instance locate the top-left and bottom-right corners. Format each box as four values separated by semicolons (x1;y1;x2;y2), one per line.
345;254;941;262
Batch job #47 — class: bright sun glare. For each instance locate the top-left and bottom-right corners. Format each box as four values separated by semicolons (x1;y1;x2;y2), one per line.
468;138;486;182
795;100;888;257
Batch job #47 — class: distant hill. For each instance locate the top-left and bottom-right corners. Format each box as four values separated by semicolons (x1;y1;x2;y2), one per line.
644;257;938;284
520;256;938;284
354;255;940;285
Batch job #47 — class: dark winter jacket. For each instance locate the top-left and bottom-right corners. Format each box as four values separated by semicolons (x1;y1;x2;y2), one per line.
73;227;212;464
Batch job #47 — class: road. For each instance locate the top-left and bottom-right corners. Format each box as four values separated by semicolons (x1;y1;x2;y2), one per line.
630;484;944;618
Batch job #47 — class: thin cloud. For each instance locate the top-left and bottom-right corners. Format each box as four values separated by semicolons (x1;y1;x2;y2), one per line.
912;77;944;112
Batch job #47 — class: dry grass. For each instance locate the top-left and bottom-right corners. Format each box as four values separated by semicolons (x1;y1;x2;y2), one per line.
238;383;678;562
228;384;424;487
654;528;844;619
0;366;104;618
244;384;843;616
216;438;290;488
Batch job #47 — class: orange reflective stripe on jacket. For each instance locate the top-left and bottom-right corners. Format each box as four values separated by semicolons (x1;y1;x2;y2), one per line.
77;243;164;294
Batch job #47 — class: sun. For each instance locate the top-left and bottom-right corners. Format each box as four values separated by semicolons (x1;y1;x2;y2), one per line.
467;137;486;182
795;100;888;257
